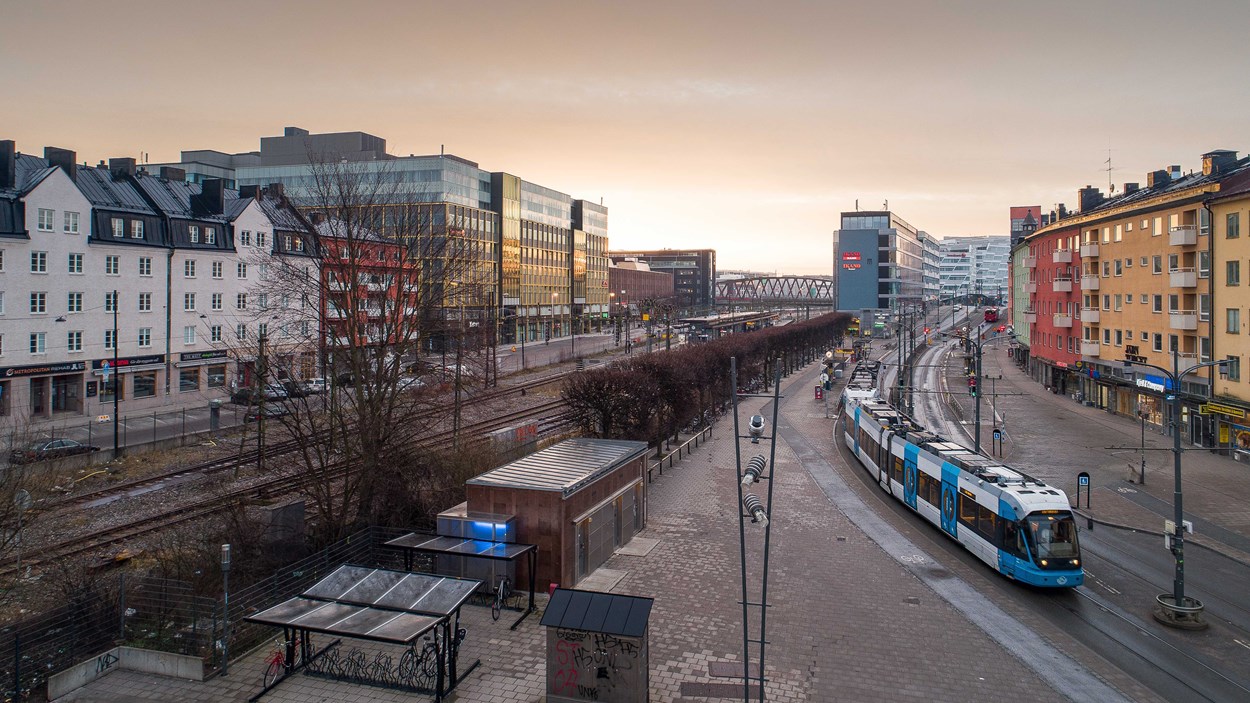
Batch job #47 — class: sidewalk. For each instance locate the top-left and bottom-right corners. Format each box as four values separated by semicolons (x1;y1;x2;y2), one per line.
949;343;1250;567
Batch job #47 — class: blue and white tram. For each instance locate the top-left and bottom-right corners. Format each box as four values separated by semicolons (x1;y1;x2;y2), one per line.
840;392;1083;588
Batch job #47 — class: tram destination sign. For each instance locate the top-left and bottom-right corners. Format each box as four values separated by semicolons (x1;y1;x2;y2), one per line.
1199;402;1246;419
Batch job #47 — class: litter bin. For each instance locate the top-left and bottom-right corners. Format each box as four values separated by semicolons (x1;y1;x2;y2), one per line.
209;399;223;431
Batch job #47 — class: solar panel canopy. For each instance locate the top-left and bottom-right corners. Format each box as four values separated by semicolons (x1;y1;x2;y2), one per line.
304;565;480;616
247;597;440;645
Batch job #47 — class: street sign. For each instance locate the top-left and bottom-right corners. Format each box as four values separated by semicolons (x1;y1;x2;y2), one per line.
96;414;111;423
101;360;111;383
1077;472;1090;487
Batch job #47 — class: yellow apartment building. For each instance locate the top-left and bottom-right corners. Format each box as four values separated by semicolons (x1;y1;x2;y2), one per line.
1206;176;1250;452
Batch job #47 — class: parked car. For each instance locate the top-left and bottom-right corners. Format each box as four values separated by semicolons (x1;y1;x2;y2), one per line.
280;380;309;398
9;438;100;464
262;384;289;401
396;376;426;393
245;404;290;422
301;378;329;394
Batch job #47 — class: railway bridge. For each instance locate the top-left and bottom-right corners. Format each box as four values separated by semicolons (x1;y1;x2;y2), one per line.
715;275;836;307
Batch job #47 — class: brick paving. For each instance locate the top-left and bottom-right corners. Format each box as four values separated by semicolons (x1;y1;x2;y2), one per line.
60;358;1159;703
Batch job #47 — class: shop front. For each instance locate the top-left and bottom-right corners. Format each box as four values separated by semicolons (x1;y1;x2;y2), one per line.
91;355;166;414
175;350;231;397
0;361;88;418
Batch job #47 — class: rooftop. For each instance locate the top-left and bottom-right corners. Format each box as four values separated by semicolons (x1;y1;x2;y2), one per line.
466;438;649;496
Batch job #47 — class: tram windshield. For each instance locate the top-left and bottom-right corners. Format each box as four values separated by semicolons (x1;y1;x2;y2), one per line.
1024;512;1080;560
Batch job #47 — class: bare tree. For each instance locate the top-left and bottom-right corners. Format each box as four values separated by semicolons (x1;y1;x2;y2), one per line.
245;155;484;544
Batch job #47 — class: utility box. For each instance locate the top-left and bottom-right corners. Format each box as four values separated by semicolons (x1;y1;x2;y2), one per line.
542;588;653;703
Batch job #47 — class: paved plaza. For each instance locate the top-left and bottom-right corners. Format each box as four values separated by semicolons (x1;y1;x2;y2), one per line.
56;357;1207;702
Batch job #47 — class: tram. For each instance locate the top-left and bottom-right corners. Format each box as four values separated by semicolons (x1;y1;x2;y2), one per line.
984;307;1000;323
838;368;1083;588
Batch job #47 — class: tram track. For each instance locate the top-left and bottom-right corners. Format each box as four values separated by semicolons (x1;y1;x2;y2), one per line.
4;398;574;577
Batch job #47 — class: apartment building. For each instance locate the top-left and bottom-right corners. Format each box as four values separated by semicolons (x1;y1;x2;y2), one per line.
1018;223;1081;393
1205;171;1250;450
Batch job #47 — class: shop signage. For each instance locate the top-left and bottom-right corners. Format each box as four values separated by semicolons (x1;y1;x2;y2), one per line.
179;350;228;362
1200;402;1246;419
1134;374;1171;393
1;361;87;378
841;252;862;261
92;355;165;370
842;262;862;270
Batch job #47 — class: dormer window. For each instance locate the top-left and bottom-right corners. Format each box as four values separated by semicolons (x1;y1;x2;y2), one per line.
112;218;124;237
189;225;199;243
205;227;216;244
131;220;144;239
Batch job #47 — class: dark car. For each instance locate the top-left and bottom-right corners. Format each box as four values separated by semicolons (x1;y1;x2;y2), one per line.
9;438;100;464
244;404;290;423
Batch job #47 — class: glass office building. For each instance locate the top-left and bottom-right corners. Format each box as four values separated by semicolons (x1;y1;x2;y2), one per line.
835;211;925;313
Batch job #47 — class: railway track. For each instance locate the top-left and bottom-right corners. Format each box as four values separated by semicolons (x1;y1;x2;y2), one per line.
40;371;574;515
7;399;574;576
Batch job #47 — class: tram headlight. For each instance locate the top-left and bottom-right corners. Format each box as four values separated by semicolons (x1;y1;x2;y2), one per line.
1040;559;1049;567
1071;559;1079;567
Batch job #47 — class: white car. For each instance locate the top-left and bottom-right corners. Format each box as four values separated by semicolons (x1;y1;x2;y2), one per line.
301;378;329;394
396;376;426;392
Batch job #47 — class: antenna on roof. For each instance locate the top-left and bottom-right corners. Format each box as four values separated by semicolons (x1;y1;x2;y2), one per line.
1105;145;1115;193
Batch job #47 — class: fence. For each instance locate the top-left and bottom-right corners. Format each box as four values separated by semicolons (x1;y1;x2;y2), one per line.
648;426;713;481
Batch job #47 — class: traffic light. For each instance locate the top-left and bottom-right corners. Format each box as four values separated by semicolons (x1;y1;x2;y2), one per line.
968;376;978;397
923;326;931;334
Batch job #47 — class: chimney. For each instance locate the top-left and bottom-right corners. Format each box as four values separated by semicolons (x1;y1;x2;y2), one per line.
1123;182;1140;195
194;178;225;215
0;140;15;189
1077;186;1104;213
159;166;186;182
1147;169;1170;188
44;147;77;182
1202;150;1238;176
109;157;136;179
239;184;261;199
1057;203;1069;219
1170;164;1182;180
267;182;285;198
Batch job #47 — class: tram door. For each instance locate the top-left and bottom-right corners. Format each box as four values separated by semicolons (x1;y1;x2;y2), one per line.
903;445;918;510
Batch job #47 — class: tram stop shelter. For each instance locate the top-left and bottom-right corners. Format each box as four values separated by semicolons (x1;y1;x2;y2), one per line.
542;588;654;703
244;565;481;702
463;438;650;590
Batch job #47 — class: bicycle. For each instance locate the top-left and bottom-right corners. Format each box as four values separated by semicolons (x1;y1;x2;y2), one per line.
491;575;512;621
262;633;307;688
397;636;440;684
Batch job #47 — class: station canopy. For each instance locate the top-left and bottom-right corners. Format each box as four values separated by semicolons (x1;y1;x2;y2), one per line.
384;534;535;561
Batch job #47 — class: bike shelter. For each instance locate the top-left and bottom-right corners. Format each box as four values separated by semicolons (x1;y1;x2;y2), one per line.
541;588;653;703
244;565;481;702
385;531;538;630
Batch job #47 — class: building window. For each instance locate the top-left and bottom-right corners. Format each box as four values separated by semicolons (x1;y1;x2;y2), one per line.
1201;337;1211;363
258;322;268;338
1114;260;1123;276
1228;309;1241;334
1140;293;1148;304
1153;256;1162;274
256;232;267;248
1101;227;1110;244
1103;328;1111;344
205;227;216;245
37;208;53;231
210;325;222;343
293;237;304;252
131;220;144;239
1200;294;1210;321
1227;260;1242;286
300;321;310;336
240;231;251;246
259;263;269;279
30;251;47;273
184;259;196;278
179;368;200;393
1140;256;1148;267
1125;257;1133;268
139;257;152;276
29;332;46;353
1153;333;1163;352
138;327;152;348
183;292;196;312
1114;294;1123;311
236;293;247;310
1153;295;1163;313
111;218;124;237
183;326;196;345
1201;208;1211;236
105;291;116;313
67;330;82;352
64;211;79;233
104;329;115;350
138;292;151;312
206;365;226;388
106;255;119;275
67;252;82;274
1102;294;1110;310
189;225;199;243
133;372;157;398
237;262;247;279
1168;294;1179;313
236;323;247;341
1227;356;1242;383
284;235;293;250
211;293;222;311
1102;261;1110;277
1199;251;1210;278
1115;224;1123;242
257;293;268;310
30;292;46;314
1228;212;1241;239
67;292;82;313
212;261;223;279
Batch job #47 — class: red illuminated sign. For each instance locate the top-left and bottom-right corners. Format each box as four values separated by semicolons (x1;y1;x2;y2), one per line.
841;252;862;261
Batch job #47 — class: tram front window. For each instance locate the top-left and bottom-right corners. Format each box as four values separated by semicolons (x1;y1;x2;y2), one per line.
1025;512;1080;567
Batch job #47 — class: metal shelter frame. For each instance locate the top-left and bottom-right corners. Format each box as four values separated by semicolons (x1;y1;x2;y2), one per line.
243;565;481;702
385;533;539;630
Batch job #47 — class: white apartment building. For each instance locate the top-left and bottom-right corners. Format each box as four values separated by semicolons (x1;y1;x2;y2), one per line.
938;235;1010;303
0;142;316;426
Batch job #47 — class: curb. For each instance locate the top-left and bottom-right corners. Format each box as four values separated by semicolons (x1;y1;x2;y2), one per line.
1072;508;1250;569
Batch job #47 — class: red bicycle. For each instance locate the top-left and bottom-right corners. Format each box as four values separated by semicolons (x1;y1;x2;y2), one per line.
262;633;306;688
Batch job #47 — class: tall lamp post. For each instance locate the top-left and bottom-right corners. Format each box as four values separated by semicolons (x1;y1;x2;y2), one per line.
1124;352;1229;628
110;289;120;460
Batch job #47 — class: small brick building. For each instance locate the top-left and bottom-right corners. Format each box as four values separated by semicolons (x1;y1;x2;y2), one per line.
463;438;650;589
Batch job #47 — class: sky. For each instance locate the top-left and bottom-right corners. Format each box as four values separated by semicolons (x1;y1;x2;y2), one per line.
4;0;1250;274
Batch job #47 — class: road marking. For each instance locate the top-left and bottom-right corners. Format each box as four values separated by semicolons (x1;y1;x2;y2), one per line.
1234;639;1250;651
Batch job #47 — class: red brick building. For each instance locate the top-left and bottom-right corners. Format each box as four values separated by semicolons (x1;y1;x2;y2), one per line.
1023;222;1082;394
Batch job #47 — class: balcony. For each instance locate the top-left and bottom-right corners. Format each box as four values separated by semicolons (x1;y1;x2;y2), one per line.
1053;313;1073;328
1080;243;1100;258
1081;341;1101;357
1081;275;1101;290
1169;268;1197;288
1053;277;1074;293
1169;225;1197;246
1053;249;1073;264
1081;307;1100;323
1169;310;1198;330
1024;256;1037;268
1023;309;1037;323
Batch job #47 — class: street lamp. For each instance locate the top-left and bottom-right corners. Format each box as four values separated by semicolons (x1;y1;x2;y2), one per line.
1124;351;1229;629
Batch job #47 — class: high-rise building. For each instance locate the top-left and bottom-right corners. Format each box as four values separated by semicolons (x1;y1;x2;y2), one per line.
835;211;925;314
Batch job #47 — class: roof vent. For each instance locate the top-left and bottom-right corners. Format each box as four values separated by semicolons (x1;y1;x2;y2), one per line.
108;157;136;179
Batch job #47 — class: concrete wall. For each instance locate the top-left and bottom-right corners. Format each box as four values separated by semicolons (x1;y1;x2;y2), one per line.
46;646;204;700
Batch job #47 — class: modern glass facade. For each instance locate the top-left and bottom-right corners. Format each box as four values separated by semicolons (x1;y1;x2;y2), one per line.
835;211;925;313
